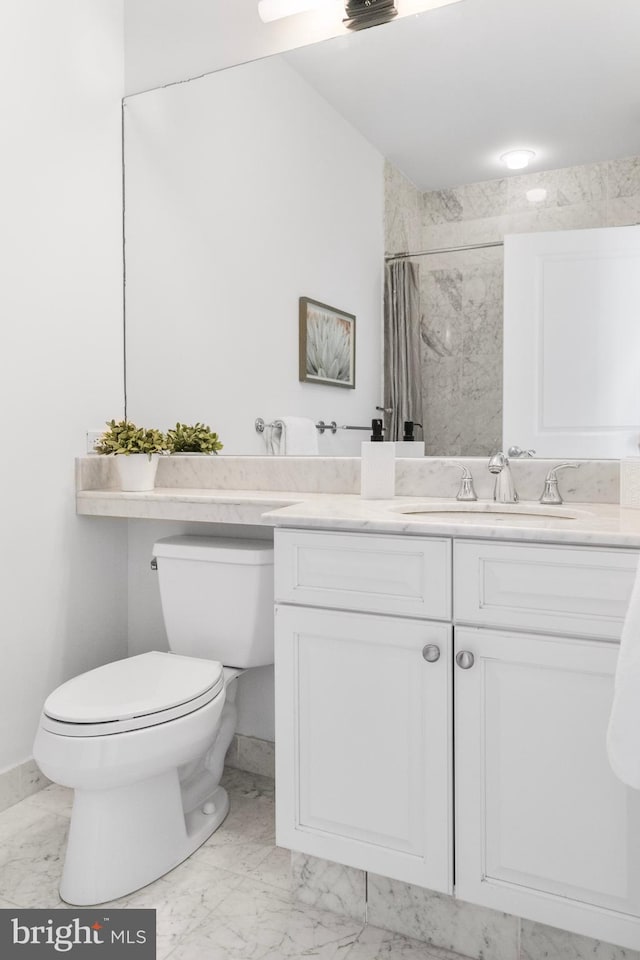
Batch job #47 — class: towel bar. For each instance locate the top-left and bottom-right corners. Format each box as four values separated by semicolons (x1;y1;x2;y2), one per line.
255;417;338;435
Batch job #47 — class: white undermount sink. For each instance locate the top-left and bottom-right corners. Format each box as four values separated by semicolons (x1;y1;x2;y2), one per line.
390;501;589;521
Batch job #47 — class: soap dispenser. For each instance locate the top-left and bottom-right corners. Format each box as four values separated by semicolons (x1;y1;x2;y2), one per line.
395;421;425;458
360;419;395;499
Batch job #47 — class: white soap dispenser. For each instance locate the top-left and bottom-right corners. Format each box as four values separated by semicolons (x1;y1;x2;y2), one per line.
361;419;395;499
395;420;425;458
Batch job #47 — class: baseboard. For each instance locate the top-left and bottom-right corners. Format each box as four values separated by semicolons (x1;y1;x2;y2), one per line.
0;759;51;813
225;734;275;779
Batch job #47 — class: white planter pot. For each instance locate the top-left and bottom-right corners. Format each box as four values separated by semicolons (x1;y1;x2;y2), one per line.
115;454;159;492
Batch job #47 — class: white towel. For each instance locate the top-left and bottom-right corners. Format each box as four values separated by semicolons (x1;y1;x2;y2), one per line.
268;417;318;456
607;559;640;789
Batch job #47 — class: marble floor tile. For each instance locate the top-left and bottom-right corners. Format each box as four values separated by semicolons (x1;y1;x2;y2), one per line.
520;918;639;960
291;852;366;922
21;783;73;818
116;862;245;960
0;809;68;907
166;876;364;960
207;795;275;846
0;769;471;960
195;837;276;877
221;766;276;802
367;875;519;960
243;843;292;893
344;923;469;960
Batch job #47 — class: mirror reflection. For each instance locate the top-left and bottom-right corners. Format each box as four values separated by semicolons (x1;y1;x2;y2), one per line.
123;0;640;457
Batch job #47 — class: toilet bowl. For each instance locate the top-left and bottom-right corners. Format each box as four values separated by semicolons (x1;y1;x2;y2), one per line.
33;536;274;905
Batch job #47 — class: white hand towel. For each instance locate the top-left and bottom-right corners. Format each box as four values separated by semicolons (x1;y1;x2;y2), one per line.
607;558;640;789
270;417;318;456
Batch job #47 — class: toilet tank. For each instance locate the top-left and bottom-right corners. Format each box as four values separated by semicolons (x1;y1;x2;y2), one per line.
153;536;274;667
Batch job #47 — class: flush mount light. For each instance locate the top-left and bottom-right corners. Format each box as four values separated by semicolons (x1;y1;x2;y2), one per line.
500;149;536;171
258;0;335;23
343;0;398;30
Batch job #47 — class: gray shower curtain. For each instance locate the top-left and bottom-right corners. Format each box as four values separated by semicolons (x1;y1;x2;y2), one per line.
384;260;422;442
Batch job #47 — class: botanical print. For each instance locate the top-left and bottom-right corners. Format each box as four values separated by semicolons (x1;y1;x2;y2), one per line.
299;298;356;388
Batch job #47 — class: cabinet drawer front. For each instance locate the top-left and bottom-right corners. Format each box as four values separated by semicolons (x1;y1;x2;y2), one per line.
454;540;638;639
275;529;451;620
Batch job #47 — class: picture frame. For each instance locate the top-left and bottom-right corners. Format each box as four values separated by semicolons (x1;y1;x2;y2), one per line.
299;297;356;389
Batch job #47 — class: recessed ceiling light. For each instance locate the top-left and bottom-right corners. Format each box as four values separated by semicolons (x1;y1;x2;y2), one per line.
500;149;536;171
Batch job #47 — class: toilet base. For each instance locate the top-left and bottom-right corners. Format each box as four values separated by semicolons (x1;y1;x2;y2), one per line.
60;774;229;906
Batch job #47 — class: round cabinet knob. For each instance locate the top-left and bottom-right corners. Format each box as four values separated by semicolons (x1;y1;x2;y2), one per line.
422;644;441;663
456;651;475;670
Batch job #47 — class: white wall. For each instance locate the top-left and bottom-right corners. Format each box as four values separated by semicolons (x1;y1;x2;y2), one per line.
124;55;385;455
0;1;127;772
123;0;462;96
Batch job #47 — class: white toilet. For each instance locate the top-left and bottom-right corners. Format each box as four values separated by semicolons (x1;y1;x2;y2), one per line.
33;535;274;906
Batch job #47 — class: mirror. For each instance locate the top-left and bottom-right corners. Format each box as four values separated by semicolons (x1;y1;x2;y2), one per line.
123;0;640;457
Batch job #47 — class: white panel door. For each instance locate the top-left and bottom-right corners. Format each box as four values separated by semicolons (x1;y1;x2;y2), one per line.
275;604;452;893
455;626;640;950
503;224;640;457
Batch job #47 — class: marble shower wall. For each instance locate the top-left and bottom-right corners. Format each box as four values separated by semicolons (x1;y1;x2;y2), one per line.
385;155;640;456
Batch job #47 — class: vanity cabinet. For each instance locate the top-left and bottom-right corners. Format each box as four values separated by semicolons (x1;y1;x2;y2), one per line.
274;528;640;950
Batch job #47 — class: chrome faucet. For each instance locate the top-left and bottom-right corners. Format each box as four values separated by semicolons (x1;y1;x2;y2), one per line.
539;463;579;504
488;452;518;503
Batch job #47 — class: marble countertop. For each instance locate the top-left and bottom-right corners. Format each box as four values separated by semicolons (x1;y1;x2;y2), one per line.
77;487;640;549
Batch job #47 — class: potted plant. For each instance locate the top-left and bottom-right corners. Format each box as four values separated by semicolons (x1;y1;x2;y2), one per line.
95;420;167;491
166;422;223;455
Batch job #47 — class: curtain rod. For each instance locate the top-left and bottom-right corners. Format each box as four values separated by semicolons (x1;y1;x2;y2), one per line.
385;240;504;261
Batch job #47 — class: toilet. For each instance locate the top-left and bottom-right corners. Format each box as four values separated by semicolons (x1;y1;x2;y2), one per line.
33;535;274;906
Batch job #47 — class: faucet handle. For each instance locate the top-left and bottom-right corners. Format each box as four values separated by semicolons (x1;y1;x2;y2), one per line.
452;462;478;501
508;445;536;458
540;462;579;505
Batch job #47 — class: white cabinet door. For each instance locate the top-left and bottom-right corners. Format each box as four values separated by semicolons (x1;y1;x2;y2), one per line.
275;604;452;893
455;626;640;950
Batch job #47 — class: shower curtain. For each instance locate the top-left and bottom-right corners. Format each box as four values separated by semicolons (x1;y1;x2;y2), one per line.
384;260;422;442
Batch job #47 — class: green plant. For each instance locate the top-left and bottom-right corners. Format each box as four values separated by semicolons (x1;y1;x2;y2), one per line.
94;420;167;457
166;422;223;454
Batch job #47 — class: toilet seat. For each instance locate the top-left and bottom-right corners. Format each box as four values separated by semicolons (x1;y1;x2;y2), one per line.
41;651;225;738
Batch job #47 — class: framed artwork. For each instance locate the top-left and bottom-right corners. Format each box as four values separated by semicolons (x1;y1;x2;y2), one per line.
299;297;356;389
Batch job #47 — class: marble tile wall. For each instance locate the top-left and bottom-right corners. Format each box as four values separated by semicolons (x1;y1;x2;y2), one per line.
0;759;50;814
225;734;275;779
384;163;423;256
77;455;621;503
385;155;640;456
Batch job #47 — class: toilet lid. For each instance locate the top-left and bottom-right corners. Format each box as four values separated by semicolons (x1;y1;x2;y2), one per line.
43;651;224;725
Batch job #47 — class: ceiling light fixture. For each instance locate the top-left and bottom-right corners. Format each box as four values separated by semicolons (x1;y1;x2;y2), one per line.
500;149;536;171
343;0;398;30
258;0;334;23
